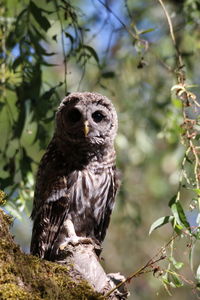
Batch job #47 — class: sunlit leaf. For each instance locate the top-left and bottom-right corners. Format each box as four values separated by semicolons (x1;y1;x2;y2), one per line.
4;202;22;220
196;265;200;282
169;196;191;230
149;216;174;234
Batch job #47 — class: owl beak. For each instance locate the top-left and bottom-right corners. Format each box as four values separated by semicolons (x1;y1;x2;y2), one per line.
84;120;89;137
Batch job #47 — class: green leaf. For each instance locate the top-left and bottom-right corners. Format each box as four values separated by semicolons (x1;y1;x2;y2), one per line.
169;256;184;270
52;34;57;42
20;148;33;178
30;1;51;31
29;29;55;56
197;213;200;226
185;155;193;164
65;32;74;44
102;71;116;78
82;45;99;63
0;102;5;111
139;28;155;34
169;273;183;288
168;196;190;229
168;195;177;207
4;202;22;220
170;201;191;229
13;56;23;70
197;265;200;282
149;216;174;234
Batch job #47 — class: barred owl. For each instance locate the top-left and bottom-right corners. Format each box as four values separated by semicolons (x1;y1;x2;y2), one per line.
30;92;120;260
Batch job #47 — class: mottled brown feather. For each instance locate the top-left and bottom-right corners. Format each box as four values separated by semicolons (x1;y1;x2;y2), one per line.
30;92;119;260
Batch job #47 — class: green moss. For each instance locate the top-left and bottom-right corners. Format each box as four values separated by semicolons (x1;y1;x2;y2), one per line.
0;283;36;300
0;190;6;206
0;209;105;300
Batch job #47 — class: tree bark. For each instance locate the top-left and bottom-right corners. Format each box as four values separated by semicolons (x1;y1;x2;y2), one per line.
0;209;128;300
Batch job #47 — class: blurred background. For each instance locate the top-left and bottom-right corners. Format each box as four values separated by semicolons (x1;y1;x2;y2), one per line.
0;0;200;299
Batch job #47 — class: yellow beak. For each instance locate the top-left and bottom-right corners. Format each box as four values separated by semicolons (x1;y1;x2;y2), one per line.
84;120;89;137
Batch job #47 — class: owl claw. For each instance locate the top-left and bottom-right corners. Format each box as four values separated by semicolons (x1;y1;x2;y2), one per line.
59;236;94;250
59;219;95;250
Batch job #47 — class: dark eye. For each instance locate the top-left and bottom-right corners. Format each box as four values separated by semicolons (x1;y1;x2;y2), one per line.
68;108;82;123
92;111;105;123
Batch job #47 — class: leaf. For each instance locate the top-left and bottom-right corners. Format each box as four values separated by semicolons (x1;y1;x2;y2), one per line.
31;24;47;41
13;56;23;70
102;71;116;78
30;1;51;31
4;202;22;220
29;29;55;56
139;28;156;34
196;265;200;282
196;213;200;226
65;32;74;45
52;34;57;42
169;273;183;288
170;201;191;229
168;195;177;207
149;216;174;234
169;256;184;270
0;102;5;111
185;155;193;164
20;148;33;178
82;45;99;63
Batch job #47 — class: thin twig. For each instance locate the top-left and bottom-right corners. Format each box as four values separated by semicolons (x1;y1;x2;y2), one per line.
157;0;184;83
105;235;177;297
54;0;67;94
97;0;139;41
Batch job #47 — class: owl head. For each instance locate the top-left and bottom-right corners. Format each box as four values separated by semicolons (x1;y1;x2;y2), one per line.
55;92;118;146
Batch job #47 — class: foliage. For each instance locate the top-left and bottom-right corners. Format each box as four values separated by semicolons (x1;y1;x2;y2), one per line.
0;0;200;299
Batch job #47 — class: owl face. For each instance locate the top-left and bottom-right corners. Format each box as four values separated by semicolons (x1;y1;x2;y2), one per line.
56;92;118;145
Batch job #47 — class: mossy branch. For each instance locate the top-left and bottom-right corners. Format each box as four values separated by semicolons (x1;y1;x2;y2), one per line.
0;209;127;300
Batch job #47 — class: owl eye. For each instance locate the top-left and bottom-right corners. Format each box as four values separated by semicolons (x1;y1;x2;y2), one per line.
68;108;82;123
92;111;105;123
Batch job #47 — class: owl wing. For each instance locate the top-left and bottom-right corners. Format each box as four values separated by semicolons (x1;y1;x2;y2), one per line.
30;174;71;260
30;140;75;260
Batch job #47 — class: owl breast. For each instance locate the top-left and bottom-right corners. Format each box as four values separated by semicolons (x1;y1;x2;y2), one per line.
67;166;115;243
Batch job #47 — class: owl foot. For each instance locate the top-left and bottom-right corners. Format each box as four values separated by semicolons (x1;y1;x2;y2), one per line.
59;219;96;250
59;236;94;250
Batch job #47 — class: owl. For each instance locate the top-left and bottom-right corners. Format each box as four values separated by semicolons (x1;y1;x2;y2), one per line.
30;92;120;260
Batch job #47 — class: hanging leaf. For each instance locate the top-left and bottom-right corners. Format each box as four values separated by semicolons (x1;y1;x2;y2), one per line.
196;265;200;282
82;45;99;63
170;201;191;229
65;32;74;45
139;28;156;34
102;71;116;78
149;216;174;234
168;195;177;207
13;56;24;70
29;1;51;32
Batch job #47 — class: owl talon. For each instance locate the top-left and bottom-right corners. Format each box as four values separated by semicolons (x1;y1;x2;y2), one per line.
59;236;94;250
59;219;95;250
